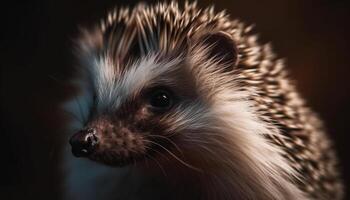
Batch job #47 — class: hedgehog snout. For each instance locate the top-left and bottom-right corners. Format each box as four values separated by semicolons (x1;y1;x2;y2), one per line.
69;128;99;157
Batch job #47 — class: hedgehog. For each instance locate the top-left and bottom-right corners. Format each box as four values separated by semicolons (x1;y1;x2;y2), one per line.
64;1;343;200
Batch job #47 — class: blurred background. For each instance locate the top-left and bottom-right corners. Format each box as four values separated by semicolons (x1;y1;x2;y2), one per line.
2;0;350;199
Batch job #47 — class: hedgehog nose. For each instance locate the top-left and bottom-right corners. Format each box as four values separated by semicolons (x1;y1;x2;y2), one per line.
69;128;98;157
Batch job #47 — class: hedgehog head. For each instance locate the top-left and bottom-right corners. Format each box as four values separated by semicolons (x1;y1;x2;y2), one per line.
71;2;242;167
69;2;306;199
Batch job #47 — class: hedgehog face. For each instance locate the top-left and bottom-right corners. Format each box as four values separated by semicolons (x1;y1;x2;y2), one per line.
70;29;239;167
70;59;200;166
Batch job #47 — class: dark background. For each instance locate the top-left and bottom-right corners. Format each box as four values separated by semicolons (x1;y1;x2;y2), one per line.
2;0;350;199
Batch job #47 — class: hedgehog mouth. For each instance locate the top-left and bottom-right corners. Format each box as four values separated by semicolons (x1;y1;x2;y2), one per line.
87;139;173;167
83;145;148;167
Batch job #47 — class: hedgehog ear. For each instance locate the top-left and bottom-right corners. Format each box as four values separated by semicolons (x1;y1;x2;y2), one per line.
201;32;238;70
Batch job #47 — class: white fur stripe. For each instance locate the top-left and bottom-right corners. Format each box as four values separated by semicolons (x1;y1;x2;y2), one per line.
89;55;182;112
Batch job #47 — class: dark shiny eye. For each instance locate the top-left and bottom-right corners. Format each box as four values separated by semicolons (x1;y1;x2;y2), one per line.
149;89;173;111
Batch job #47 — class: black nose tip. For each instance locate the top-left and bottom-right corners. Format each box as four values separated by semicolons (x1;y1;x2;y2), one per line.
69;128;98;157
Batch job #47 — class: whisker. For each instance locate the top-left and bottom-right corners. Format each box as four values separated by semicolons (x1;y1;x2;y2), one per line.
182;137;211;145
147;134;184;156
144;144;171;162
146;140;202;172
144;148;168;178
